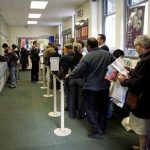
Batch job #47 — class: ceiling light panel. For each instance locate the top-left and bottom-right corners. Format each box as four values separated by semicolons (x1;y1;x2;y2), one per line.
28;13;41;18
30;1;48;9
27;21;38;24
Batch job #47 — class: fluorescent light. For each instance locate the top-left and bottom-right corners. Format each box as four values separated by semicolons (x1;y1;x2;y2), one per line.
30;1;48;9
28;13;41;18
27;21;38;24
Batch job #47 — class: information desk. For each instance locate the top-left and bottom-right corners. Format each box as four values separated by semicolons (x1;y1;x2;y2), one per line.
0;62;8;92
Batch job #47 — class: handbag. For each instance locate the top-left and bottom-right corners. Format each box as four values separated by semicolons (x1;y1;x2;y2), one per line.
126;91;141;109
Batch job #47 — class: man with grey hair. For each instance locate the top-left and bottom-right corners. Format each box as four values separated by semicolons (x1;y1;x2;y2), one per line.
119;35;150;150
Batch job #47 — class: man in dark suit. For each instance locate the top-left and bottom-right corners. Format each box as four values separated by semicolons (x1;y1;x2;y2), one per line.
30;41;40;82
97;34;109;51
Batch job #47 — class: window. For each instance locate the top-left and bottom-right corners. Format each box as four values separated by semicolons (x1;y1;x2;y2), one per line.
104;0;116;51
105;14;116;51
129;0;147;6
106;0;116;16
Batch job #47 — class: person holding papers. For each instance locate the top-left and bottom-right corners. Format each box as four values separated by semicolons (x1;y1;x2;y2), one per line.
119;35;150;150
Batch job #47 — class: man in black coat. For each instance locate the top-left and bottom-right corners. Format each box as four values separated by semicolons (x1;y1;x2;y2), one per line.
30;41;40;82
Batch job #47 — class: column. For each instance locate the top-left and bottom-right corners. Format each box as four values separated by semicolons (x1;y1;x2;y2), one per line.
97;0;105;34
89;0;97;37
115;0;126;49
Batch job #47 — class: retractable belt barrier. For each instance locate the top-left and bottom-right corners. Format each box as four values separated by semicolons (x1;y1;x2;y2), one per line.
37;58;43;84
48;71;60;117
48;71;71;136
40;64;47;89
43;66;53;97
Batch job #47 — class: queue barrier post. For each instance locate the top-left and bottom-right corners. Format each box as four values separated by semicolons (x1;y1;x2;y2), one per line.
40;64;47;89
48;73;60;117
54;80;71;136
43;66;53;97
37;57;43;84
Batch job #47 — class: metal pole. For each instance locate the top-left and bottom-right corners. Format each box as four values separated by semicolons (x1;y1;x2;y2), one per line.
43;66;53;97
37;60;42;83
48;73;60;117
40;64;47;89
54;80;71;136
53;74;57;113
60;80;64;130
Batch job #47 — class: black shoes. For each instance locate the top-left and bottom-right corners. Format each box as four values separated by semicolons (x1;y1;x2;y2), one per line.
64;107;68;111
8;85;16;88
88;130;104;139
31;79;39;82
77;113;86;119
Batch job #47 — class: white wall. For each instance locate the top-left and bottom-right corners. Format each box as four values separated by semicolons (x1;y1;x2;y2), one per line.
89;0;97;37
8;26;58;45
115;0;126;49
75;1;90;22
62;17;72;31
0;15;9;55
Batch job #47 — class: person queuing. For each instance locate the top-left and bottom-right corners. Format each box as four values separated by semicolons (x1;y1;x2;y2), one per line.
119;35;150;150
43;43;55;66
97;34;109;51
12;44;20;81
65;38;115;138
68;43;84;119
20;47;29;71
2;43;18;88
30;41;40;82
43;43;61;89
58;44;74;111
77;39;88;56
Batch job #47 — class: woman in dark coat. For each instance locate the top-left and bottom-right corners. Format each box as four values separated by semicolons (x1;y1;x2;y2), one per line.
119;35;150;150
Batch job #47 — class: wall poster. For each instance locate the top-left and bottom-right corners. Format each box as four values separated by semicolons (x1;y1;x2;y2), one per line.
127;6;145;50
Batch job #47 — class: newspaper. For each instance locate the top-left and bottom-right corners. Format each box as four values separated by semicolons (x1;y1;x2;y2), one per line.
110;79;128;108
111;57;128;76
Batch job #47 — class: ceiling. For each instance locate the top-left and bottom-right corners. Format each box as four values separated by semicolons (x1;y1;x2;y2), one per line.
0;0;87;27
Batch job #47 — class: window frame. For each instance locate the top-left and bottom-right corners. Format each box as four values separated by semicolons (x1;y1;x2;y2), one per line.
128;0;147;6
104;0;116;16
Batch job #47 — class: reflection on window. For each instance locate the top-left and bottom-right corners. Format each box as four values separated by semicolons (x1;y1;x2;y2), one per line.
130;0;146;5
107;0;116;15
105;14;116;51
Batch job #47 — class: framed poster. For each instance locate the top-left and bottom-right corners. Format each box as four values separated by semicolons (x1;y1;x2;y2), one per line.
81;25;88;40
127;6;145;49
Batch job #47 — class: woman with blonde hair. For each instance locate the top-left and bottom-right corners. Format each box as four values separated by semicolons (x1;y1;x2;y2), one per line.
67;43;85;118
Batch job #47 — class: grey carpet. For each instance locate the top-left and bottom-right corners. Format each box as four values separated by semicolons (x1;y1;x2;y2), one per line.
0;71;138;150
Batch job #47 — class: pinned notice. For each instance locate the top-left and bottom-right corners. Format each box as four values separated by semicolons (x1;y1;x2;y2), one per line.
50;57;59;71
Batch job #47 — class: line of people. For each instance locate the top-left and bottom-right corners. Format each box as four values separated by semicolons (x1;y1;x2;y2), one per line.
57;35;150;150
2;43;29;88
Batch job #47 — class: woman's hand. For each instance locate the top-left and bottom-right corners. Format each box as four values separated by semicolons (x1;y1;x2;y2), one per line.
65;74;70;79
118;74;129;84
